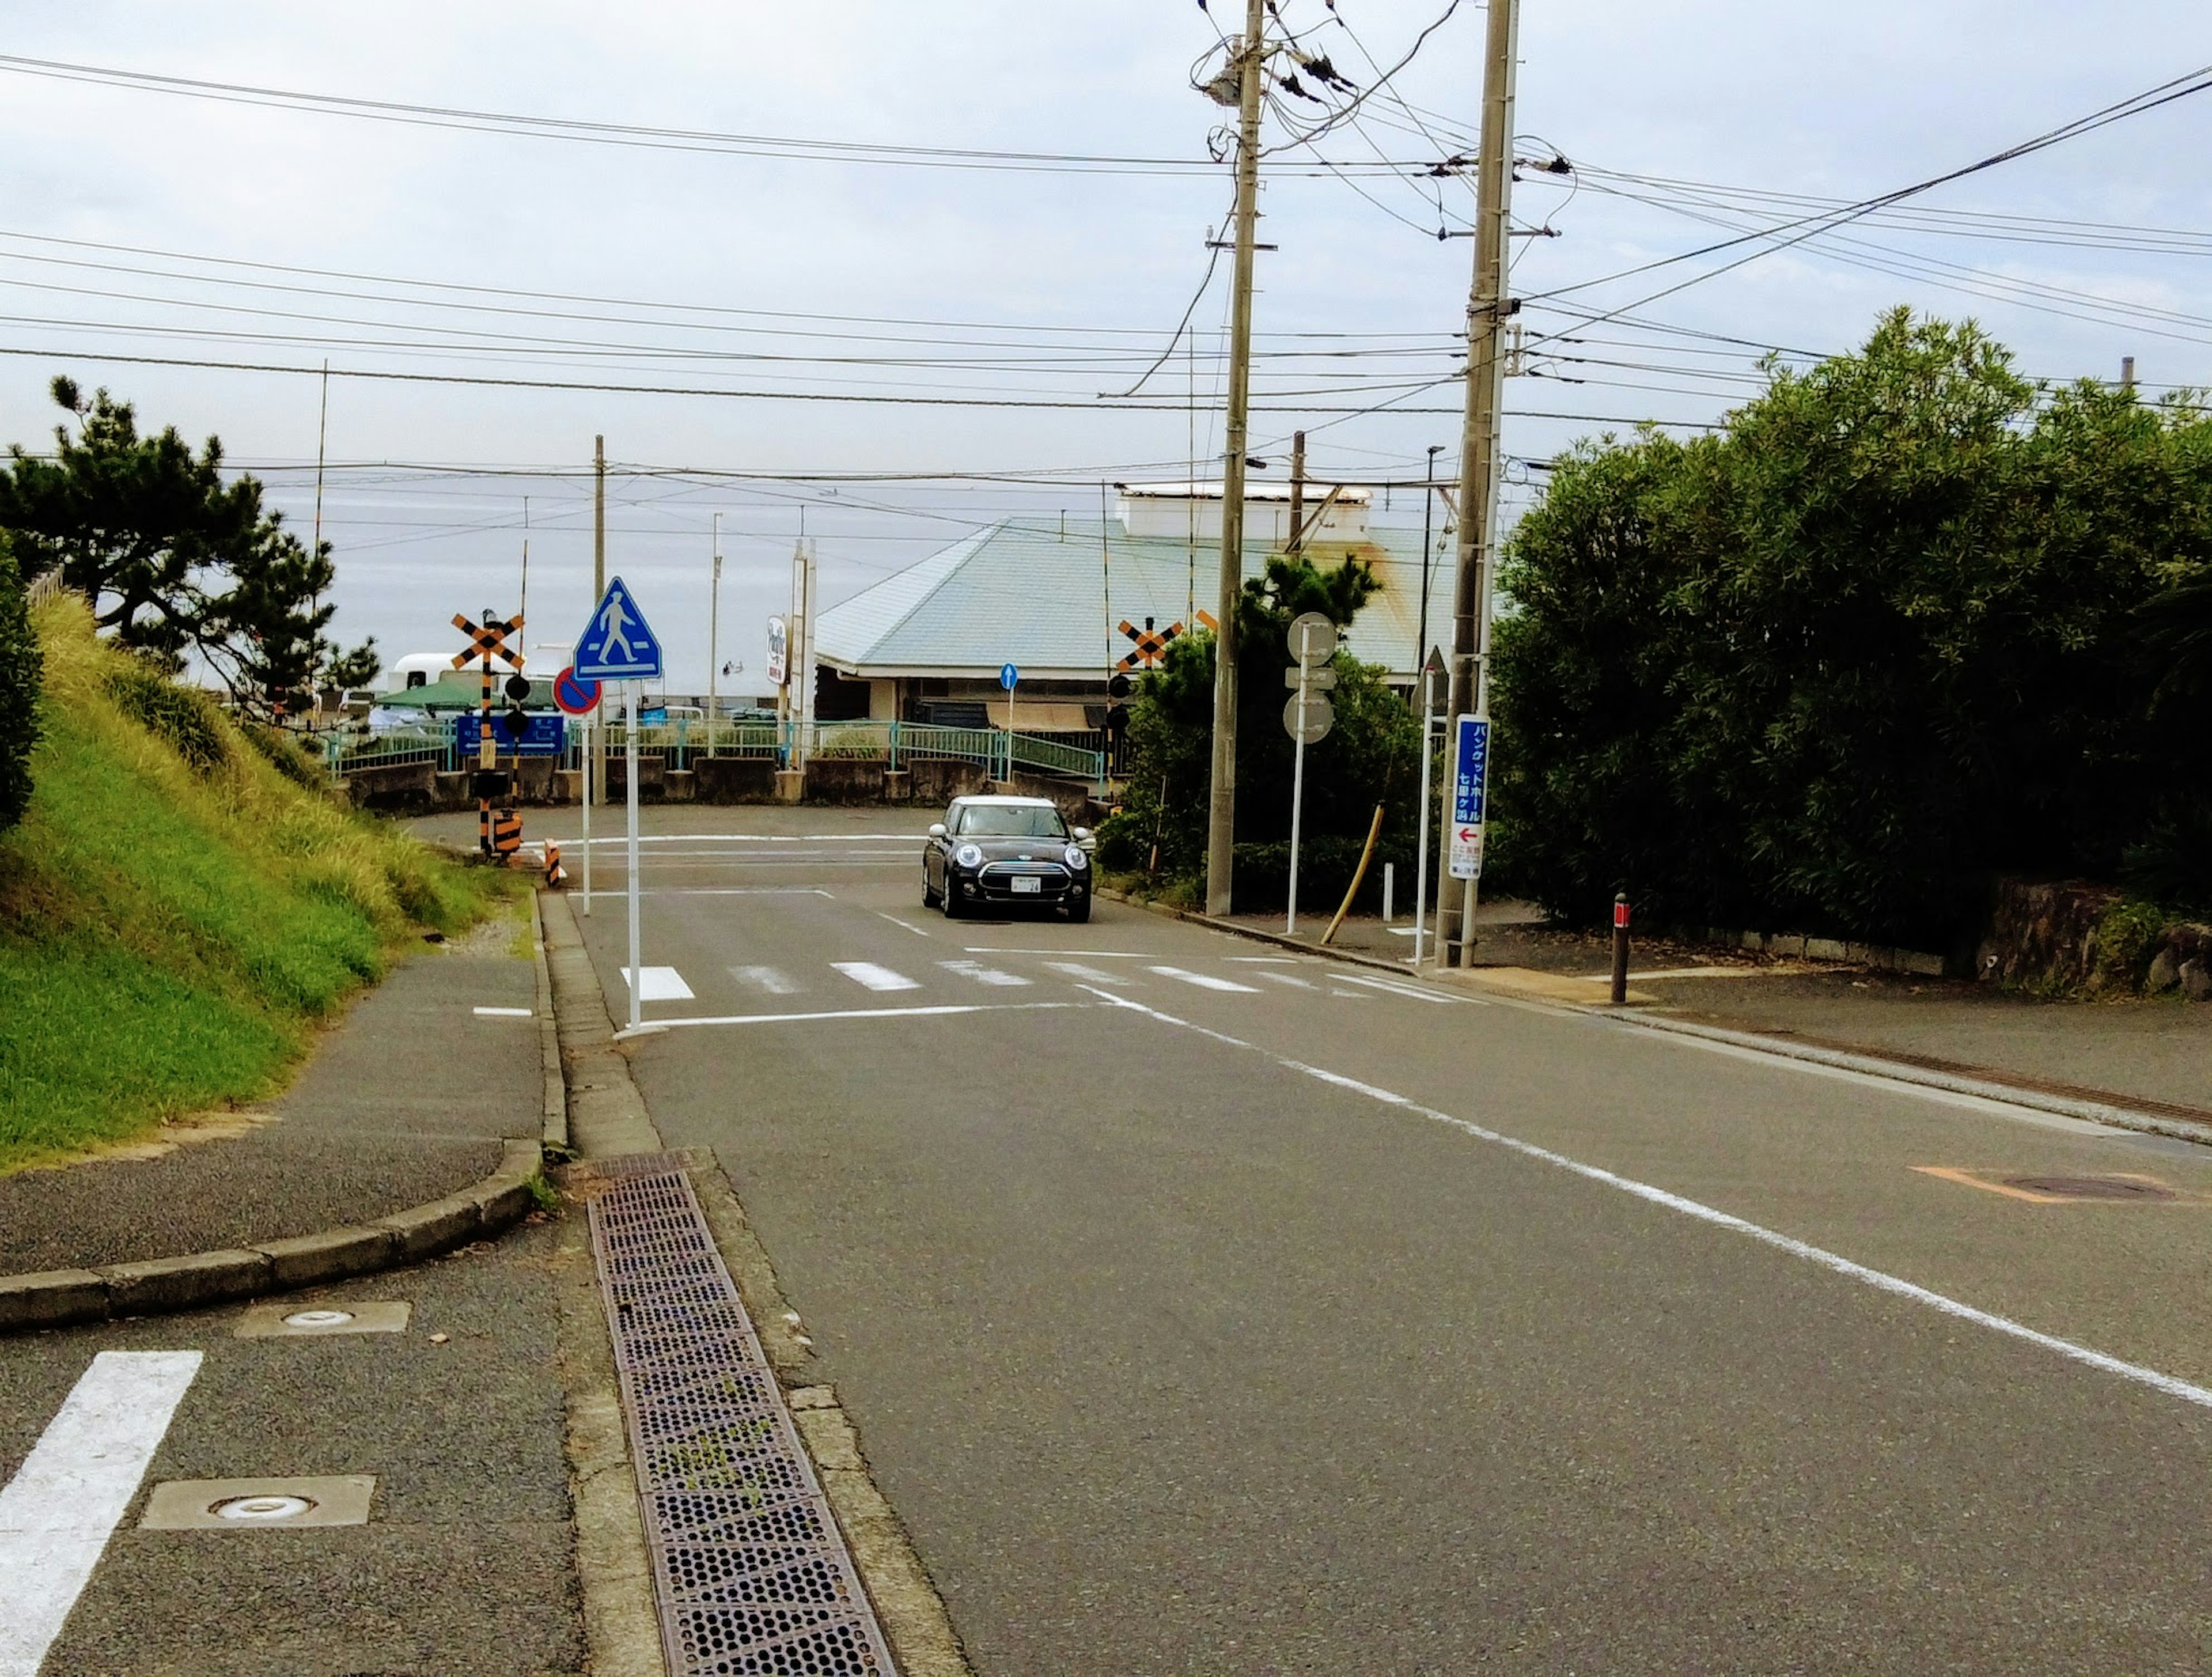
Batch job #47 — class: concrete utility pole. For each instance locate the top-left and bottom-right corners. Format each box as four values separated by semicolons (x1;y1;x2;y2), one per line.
592;434;609;806
1287;430;1306;554
1205;0;1268;918
709;511;722;754
1434;0;1520;967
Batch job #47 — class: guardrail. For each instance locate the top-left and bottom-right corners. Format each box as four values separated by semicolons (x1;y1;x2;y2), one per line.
327;716;1109;788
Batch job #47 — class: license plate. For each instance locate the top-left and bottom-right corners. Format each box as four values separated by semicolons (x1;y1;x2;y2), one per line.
1010;876;1041;894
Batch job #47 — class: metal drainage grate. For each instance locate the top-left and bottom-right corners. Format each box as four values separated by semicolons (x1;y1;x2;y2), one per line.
2000;1174;2179;1202
590;1165;896;1676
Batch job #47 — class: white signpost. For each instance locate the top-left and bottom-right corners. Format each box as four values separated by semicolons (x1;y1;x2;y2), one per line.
573;576;666;1032
1282;612;1338;934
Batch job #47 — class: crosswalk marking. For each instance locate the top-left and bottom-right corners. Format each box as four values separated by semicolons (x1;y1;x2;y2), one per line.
620;966;694;1001
732;965;802;995
1147;964;1261;994
1257;971;1319;990
832;961;920;993
938;960;1030;987
1044;960;1127;986
1330;971;1462;1005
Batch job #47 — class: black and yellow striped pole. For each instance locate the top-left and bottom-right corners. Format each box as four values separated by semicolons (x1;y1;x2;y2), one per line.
452;611;522;860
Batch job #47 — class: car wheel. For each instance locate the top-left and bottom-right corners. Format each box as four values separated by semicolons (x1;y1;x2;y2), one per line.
922;869;940;908
1065;895;1091;924
941;883;964;918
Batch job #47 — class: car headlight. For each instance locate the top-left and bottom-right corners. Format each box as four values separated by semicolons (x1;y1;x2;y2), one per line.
1064;846;1089;869
954;843;983;869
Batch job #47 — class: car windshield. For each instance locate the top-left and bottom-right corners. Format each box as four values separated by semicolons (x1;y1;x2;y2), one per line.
955;805;1067;839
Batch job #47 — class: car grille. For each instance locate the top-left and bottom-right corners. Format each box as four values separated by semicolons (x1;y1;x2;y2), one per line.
978;860;1073;896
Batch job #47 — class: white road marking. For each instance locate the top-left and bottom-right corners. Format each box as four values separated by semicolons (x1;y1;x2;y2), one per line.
731;965;802;995
556;833;928;846
472;1006;533;1018
616;1001;1082;1037
1329;971;1475;1006
0;1350;202;1677
638;888;836;898
1328;987;1374;1001
620;966;695;1002
1078;986;2212;1415
940;960;1031;987
1224;955;1302;964
832;961;921;993
964;948;1152;959
876;913;934;938
1044;961;1127;986
1257;971;1319;990
1146;965;1261;994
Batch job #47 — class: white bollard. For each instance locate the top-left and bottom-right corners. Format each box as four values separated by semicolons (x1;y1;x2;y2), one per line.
1382;862;1395;925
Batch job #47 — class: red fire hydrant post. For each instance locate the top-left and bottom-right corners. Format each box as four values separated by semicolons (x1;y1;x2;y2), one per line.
1610;892;1631;1006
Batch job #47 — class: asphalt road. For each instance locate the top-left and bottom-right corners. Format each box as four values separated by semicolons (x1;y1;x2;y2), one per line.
524;805;2212;1674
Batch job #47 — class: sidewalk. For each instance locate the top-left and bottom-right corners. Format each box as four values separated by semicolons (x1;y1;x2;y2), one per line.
1215;904;2212;1123
0;915;541;1277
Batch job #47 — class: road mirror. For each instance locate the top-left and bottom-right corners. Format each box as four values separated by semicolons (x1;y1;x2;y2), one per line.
928;823;947;839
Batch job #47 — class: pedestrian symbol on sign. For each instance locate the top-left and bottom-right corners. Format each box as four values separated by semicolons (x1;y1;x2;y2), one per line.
573;576;664;682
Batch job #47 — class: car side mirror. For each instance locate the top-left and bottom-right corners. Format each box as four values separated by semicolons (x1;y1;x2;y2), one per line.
1070;827;1092;842
928;823;947;839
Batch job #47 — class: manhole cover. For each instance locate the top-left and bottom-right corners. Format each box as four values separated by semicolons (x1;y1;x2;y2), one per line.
1999;1175;2178;1202
284;1309;355;1329
213;1494;316;1521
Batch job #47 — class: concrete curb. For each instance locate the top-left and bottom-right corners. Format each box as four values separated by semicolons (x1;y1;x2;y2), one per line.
0;1136;545;1336
1609;1012;2212;1149
532;888;569;1152
1097;888;2212;1150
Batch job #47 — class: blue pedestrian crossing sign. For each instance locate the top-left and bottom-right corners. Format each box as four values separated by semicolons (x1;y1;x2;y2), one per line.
573;576;664;682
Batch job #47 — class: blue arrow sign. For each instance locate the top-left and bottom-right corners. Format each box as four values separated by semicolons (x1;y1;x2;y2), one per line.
573;575;664;682
1000;662;1019;691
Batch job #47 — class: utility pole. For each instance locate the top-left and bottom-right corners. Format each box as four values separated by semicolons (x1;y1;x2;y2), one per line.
709;511;722;754
1287;430;1306;554
1434;0;1520;967
592;435;609;806
1205;0;1268;919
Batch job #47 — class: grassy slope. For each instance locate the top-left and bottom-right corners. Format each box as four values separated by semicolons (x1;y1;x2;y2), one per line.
0;597;513;1172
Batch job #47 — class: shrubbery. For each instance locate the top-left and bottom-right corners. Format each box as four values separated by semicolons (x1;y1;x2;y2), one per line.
0;534;35;829
1490;310;2212;946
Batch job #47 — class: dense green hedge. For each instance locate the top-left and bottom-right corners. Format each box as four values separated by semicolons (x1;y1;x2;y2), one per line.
0;534;37;830
1490;310;2212;945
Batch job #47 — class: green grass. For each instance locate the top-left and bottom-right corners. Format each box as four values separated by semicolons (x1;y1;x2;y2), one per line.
0;597;514;1172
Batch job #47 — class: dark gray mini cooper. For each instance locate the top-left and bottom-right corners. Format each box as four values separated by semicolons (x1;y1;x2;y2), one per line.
922;795;1093;922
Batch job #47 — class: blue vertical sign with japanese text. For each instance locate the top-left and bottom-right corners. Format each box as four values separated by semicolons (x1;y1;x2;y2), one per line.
1449;717;1489;880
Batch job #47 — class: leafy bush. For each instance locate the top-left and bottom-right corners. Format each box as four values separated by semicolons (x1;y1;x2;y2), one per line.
1491;309;2212;946
0;534;36;829
241;718;331;790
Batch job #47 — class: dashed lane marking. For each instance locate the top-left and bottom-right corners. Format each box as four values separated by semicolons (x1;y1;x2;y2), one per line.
0;1350;202;1677
1257;971;1320;990
832;961;921;993
940;960;1031;987
876;913;934;937
1075;985;2212;1416
1147;964;1262;994
472;1006;534;1018
731;965;802;995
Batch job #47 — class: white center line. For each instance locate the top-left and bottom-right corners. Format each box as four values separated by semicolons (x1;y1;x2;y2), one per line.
876;913;934;938
731;965;802;995
1076;986;2212;1415
964;948;1153;959
1146;965;1261;994
939;960;1031;987
1257;971;1319;990
0;1350;202;1677
472;1006;533;1018
832;961;921;993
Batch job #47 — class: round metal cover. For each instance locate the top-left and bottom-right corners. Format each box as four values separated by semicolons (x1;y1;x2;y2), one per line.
283;1308;357;1328
213;1494;315;1521
2002;1175;2176;1202
1287;611;1338;665
1283;691;1334;744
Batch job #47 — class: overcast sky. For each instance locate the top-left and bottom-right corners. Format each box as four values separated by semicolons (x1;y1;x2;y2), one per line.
2;2;2207;692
